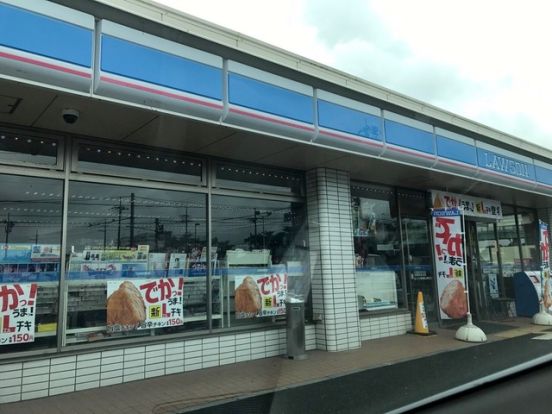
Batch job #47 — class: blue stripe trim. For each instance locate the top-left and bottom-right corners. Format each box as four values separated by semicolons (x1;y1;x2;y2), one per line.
228;73;313;124
0;272;59;283
477;148;536;181
536;165;552;186
101;35;222;100
317;100;382;141
384;119;434;154
436;135;477;165
0;3;92;67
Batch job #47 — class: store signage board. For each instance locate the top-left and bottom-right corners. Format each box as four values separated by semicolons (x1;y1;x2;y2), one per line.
539;221;552;310
431;190;502;220
106;277;184;332
0;283;37;345
234;274;287;319
432;208;468;320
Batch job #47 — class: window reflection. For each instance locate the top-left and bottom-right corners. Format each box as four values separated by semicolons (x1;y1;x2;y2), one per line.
211;195;309;328
0;174;63;354
65;181;207;345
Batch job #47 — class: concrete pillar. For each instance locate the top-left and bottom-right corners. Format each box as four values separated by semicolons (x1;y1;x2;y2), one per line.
306;168;361;351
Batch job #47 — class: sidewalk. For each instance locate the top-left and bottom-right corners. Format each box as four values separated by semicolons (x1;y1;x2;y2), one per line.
1;319;548;414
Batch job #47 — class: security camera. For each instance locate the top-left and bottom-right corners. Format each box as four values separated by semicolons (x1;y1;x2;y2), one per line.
62;108;80;124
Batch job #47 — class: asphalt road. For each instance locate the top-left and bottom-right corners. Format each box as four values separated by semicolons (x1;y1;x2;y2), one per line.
183;333;552;414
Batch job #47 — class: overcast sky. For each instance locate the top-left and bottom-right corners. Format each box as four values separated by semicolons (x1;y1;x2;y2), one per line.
156;0;552;150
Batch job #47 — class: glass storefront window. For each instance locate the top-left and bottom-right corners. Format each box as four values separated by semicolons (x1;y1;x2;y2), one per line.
65;181;207;345
0;174;63;354
398;190;435;321
352;183;404;312
516;208;539;271
497;205;523;298
211;195;309;328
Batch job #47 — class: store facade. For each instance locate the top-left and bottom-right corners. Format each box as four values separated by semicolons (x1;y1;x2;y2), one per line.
1;0;552;403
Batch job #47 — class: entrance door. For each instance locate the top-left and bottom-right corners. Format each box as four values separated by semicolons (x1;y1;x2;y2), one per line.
465;220;500;320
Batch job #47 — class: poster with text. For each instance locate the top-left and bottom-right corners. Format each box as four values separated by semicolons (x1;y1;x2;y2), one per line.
106;277;184;332
0;283;37;345
433;209;467;320
234;274;287;319
539;221;552;310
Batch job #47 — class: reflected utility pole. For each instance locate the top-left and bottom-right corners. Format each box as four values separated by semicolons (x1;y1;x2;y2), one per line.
129;192;135;247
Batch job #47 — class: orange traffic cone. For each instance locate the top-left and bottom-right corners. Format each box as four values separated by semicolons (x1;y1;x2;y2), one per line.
408;291;436;336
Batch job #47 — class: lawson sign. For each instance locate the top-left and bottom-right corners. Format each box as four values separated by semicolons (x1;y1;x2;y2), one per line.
477;148;535;181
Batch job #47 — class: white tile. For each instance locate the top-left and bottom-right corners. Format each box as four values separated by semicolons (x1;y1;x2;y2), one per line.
49;385;75;396
145;355;165;366
78;352;101;361
22;374;49;385
0;393;21;403
146;344;165;352
100;370;122;380
123;358;144;369
0;385;21;397
50;362;76;373
22;382;48;393
76;366;100;377
50;370;76;381
23;360;49;369
123;366;144;376
124;373;145;382
202;360;218;368
50;356;76;365
100;377;122;387
101;356;124;366
185;350;202;359
49;377;75;389
1;362;22;372
23;366;50;377
220;357;236;366
3;369;23;380
21;389;48;400
1;377;22;388
101;362;123;372
77;358;101;369
102;349;124;358
124;346;145;355
184;362;202;372
75;373;100;384
75;381;99;391
145;369;164;378
165;365;184;375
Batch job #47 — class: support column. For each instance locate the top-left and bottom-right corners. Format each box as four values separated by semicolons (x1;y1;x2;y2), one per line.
307;168;360;351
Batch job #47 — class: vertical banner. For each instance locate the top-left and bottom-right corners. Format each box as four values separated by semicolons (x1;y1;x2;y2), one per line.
539;221;552;310
0;283;37;345
106;277;184;332
432;209;468;320
234;274;288;319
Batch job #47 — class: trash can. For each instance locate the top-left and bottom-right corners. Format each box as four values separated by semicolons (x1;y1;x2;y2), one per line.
286;296;307;360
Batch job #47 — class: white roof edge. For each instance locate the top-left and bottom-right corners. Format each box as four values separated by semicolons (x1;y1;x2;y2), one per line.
91;0;552;160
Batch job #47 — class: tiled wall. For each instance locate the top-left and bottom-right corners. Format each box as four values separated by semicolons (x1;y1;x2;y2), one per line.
307;168;361;352
360;313;412;341
0;325;316;403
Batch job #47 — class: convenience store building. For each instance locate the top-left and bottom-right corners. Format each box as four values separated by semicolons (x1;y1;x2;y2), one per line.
1;0;552;402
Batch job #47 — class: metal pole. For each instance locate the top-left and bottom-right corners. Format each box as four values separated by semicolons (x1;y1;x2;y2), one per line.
129;192;135;247
461;207;472;314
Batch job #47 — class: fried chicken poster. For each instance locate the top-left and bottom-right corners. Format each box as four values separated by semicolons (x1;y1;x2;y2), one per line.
106;278;184;332
234;274;287;319
432;209;467;320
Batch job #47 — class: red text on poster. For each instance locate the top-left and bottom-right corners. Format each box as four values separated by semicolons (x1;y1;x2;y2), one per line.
0;283;37;345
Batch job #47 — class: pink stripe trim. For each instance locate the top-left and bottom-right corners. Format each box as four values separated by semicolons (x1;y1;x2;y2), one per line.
479;167;536;185
229;107;315;132
386;144;435;161
318;128;383;148
101;75;224;110
438;158;478;170
0;51;91;78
